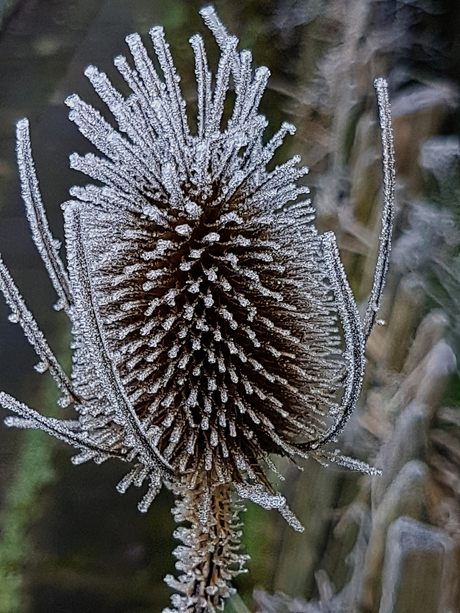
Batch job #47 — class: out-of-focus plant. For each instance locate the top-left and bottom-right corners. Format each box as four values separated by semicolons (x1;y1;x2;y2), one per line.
252;0;460;611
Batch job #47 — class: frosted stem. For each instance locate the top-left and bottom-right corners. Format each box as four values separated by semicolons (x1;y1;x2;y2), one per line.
16;119;72;311
1;392;123;459
0;256;75;403
306;232;366;448
165;477;248;612
363;78;396;341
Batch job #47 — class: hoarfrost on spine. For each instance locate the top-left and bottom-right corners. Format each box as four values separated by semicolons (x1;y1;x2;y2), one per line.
0;5;395;611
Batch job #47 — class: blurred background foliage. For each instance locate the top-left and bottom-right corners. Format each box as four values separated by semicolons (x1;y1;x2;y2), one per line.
0;0;459;612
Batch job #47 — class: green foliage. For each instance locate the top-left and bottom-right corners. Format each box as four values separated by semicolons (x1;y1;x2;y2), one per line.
0;426;55;613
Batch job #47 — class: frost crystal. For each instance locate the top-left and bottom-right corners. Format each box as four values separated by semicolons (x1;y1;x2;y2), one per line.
0;7;395;612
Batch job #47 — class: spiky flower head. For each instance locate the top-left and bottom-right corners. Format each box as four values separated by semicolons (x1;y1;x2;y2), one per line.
0;6;395;612
67;19;344;480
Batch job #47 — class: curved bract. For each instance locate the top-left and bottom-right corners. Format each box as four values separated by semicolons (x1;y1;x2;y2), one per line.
0;7;395;611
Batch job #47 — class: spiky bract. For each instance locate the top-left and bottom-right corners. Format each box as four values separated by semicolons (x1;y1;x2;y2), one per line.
64;7;344;487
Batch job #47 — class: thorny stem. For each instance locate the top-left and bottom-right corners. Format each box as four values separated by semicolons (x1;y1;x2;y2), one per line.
165;476;248;612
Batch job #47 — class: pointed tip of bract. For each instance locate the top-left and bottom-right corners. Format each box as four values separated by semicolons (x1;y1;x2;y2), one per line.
125;32;141;45
61;199;80;216
3;416;14;428
83;64;98;79
374;76;388;90
16;118;30;147
68;151;79;168
64;93;79;109
149;25;164;41
113;54;124;69
188;32;201;46
16;117;29;132
282;121;296;136
199;5;216;18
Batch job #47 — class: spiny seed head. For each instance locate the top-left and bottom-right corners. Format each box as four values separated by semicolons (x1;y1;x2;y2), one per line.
1;6;396;611
0;6;396;521
64;11;343;488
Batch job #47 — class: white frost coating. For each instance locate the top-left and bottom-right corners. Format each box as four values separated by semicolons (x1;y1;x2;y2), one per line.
0;257;74;402
235;483;304;532
2;392;123;460
202;232;220;243
313;231;366;447
304;78;395;450
16;119;72;311
363;78;396;341
175;224;192;236
66;206;172;471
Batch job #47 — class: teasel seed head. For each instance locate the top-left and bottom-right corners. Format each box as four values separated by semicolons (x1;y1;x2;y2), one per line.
0;6;395;613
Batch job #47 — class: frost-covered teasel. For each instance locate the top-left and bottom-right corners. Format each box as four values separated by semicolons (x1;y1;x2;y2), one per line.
0;6;395;612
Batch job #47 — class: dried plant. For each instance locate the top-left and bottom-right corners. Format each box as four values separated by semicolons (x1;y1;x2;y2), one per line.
0;6;395;612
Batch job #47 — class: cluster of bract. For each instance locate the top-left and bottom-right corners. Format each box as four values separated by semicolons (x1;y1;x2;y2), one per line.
0;6;395;612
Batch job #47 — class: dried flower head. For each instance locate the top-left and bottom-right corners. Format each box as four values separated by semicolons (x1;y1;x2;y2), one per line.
0;6;395;612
